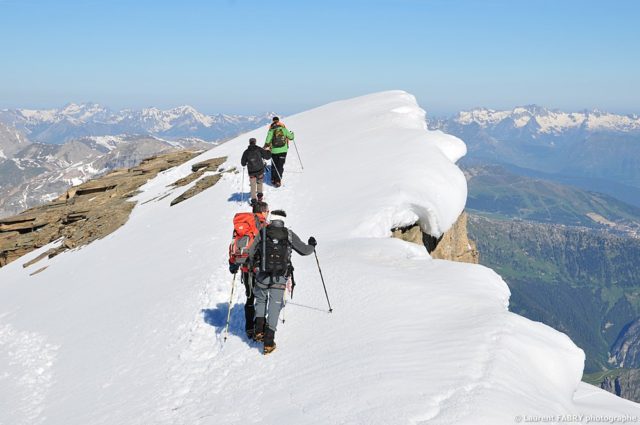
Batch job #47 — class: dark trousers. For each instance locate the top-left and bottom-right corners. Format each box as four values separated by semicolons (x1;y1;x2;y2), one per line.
270;152;287;184
242;272;255;332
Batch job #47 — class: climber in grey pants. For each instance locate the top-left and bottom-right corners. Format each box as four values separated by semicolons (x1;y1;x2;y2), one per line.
252;209;316;354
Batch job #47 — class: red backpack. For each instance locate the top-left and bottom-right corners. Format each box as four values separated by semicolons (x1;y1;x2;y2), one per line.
228;213;264;265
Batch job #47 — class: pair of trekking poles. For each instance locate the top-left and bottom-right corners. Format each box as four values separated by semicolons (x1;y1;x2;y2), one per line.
223;249;332;343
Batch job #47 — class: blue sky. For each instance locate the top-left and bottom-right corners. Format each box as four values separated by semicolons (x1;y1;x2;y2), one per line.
1;0;638;115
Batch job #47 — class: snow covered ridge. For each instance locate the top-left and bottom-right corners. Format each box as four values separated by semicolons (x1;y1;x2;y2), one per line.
1;91;639;424
447;105;640;133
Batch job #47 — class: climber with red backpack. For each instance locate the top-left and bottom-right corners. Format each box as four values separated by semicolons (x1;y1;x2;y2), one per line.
264;117;294;187
228;201;270;339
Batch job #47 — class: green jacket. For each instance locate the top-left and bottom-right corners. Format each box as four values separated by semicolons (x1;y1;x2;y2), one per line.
264;124;295;154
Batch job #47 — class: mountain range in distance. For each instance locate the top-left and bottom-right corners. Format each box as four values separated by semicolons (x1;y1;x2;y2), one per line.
0;102;274;145
430;105;640;207
0;103;275;217
2;101;639;219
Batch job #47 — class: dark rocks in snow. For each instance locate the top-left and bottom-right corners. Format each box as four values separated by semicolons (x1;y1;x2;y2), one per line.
170;174;222;206
599;370;640;403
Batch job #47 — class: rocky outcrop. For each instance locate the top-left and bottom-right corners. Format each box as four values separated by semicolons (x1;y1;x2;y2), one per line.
0;135;212;219
600;370;640;402
431;212;479;263
0;150;217;269
170;157;228;188
171;175;222;206
611;318;640;368
391;212;479;264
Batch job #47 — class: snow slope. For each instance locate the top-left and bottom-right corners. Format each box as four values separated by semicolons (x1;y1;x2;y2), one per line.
1;91;638;425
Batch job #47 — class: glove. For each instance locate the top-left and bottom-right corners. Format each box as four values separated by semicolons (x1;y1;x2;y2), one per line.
229;263;239;274
308;236;317;247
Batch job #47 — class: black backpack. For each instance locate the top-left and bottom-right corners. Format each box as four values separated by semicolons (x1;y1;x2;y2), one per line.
271;127;287;148
260;224;291;276
246;148;264;174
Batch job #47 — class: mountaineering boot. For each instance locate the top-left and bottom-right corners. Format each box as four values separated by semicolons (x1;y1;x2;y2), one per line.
250;198;257;207
254;317;266;342
257;192;264;201
263;327;276;355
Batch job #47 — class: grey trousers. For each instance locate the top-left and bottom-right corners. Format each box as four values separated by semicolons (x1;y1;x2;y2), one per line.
249;174;263;201
254;275;286;332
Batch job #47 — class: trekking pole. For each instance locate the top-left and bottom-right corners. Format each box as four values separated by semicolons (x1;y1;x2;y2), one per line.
240;167;245;205
223;272;238;342
281;278;289;324
313;251;333;313
292;139;304;170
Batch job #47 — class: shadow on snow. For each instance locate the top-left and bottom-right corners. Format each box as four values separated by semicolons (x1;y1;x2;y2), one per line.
227;192;251;203
201;303;261;350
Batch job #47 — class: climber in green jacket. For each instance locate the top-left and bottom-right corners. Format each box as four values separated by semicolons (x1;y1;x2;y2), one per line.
264;116;294;187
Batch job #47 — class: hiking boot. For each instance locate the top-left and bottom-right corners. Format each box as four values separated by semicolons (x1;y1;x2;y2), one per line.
257;192;264;201
250;198;257;207
263;327;276;354
263;342;277;355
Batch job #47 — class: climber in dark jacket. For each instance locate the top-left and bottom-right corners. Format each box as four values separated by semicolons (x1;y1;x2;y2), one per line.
252;209;316;354
240;137;271;205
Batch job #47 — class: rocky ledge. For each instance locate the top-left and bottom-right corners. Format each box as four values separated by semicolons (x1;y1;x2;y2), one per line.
0;151;228;269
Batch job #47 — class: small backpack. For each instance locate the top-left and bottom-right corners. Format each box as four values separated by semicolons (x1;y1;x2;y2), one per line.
228;213;262;265
271;127;288;148
245;148;264;174
260;225;291;276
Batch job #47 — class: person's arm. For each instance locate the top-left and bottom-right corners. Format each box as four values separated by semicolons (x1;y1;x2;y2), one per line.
284;127;295;140
261;147;272;160
241;149;248;167
264;129;273;149
289;230;315;256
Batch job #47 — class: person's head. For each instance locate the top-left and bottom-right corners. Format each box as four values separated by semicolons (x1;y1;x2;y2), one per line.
253;201;269;218
270;116;282;128
270;209;286;223
249;137;257;145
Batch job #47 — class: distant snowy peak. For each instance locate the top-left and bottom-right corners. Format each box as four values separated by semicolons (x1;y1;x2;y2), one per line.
133;106;212;128
16;103;111;125
13;103;235;128
453;105;640;133
0;103;274;144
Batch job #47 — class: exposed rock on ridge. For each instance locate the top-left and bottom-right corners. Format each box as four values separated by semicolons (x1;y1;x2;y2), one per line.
392;212;479;264
0;150;227;269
